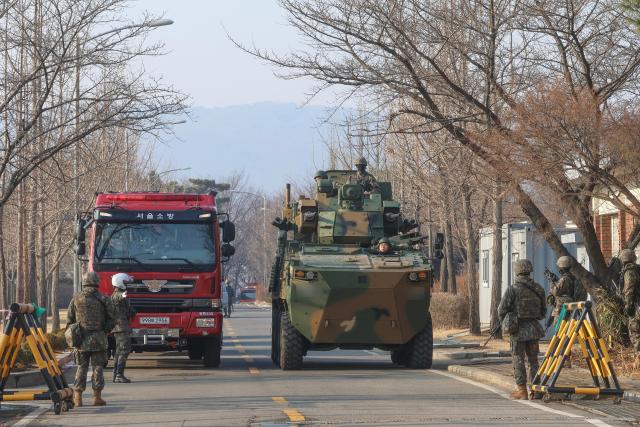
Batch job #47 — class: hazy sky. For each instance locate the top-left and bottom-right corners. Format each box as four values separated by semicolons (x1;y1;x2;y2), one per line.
132;0;330;107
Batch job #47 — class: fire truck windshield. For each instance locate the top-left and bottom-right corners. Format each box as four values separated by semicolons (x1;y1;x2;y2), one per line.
93;222;215;271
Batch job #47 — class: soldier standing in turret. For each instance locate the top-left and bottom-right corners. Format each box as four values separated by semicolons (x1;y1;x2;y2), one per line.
68;272;116;407
111;273;135;383
498;259;546;400
353;157;380;193
621;249;640;368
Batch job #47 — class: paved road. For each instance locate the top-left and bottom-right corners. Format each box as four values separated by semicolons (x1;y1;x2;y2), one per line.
19;305;632;426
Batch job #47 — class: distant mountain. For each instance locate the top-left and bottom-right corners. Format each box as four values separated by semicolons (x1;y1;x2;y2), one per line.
150;102;338;192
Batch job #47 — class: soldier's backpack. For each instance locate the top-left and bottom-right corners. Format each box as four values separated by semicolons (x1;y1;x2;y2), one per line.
64;323;83;348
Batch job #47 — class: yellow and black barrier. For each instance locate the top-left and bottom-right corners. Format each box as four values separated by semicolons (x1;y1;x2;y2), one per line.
530;300;623;403
0;303;73;414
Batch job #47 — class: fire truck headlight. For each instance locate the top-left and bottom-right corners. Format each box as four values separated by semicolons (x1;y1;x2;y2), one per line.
196;318;216;328
210;298;222;308
167;328;180;338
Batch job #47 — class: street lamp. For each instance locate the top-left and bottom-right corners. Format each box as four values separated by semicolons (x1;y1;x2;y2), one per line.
227;191;268;288
72;18;174;293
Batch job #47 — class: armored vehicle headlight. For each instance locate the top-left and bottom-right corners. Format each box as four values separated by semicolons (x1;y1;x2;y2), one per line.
409;271;428;282
294;270;317;280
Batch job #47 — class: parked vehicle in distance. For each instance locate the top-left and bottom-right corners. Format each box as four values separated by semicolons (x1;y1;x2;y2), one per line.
238;284;257;303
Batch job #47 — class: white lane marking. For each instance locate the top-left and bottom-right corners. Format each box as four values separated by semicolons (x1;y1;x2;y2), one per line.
431;370;612;426
12;404;49;426
586;419;615;427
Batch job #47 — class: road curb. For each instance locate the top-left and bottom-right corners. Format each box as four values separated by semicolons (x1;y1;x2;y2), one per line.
447;364;515;392
9;352;75;388
448;363;640;404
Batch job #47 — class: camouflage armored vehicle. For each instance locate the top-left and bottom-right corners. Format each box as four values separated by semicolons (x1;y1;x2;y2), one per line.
269;170;442;370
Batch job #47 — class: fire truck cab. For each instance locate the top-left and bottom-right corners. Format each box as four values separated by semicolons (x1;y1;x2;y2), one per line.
75;192;235;367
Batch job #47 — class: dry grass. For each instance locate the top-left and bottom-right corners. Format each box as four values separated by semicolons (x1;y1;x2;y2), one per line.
431;292;469;329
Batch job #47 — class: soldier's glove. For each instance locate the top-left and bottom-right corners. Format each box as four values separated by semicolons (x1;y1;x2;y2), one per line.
625;305;635;317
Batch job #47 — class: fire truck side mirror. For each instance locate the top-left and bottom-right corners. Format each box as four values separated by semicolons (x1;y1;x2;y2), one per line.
221;221;236;243
221;243;235;259
75;219;87;256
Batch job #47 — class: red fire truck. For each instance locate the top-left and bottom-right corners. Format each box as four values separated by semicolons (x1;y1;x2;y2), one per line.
74;192;235;367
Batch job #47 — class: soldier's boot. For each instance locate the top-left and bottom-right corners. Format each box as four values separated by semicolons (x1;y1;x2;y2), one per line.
73;390;83;407
510;384;528;400
92;389;106;406
112;355;119;382
114;358;131;383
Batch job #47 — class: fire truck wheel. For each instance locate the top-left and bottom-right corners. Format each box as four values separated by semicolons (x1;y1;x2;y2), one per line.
203;336;221;368
188;341;204;360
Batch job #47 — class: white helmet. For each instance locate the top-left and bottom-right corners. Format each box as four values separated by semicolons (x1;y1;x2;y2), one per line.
112;273;133;290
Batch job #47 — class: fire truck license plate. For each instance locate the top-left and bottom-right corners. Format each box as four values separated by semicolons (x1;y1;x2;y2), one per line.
139;317;170;325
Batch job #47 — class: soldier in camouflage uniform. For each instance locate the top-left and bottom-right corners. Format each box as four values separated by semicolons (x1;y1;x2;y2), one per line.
68;272;116;407
111;273;135;383
549;256;586;368
550;256;587;319
498;259;546;400
353;157;380;194
621;249;640;368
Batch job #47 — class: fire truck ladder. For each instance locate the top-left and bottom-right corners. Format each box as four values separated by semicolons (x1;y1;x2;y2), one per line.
530;300;624;403
0;303;73;414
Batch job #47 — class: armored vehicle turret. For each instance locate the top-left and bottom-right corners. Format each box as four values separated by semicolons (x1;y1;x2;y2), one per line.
269;170;442;370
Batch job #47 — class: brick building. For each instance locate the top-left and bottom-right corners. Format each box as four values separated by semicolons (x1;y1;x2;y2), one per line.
593;198;639;261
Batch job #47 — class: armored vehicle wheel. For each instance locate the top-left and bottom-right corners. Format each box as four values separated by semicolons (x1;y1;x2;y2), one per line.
188;342;204;360
203;336;221;368
271;304;281;366
279;310;304;370
405;313;433;369
391;348;406;365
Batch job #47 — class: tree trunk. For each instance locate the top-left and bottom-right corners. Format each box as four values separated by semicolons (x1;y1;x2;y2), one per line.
27;198;37;304
17;184;25;302
463;186;480;335
446;219;457;294
489;184;503;338
37;209;47;331
439;220;449;292
515;185;602;298
0;205;6;310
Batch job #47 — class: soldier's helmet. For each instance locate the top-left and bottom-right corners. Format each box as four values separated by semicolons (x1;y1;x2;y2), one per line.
83;271;100;287
314;170;327;180
112;273;134;290
620;249;637;263
514;259;533;276
355;157;367;167
378;237;391;244
556;256;572;269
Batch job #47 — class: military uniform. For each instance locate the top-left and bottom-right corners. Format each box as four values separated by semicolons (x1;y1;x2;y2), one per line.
551;270;586;318
498;259;546;399
111;288;134;382
68;272;116;406
622;250;640;359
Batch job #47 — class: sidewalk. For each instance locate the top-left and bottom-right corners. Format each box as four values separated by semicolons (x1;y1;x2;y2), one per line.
447;358;640;421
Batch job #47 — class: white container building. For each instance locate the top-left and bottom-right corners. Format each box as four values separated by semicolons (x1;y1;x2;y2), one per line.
478;222;590;328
